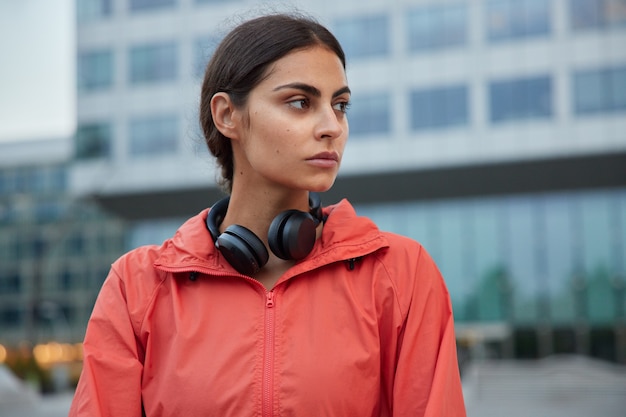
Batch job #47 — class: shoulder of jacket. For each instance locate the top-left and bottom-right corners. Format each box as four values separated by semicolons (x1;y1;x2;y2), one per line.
380;230;422;247
376;231;441;277
376;231;425;261
114;243;164;265
106;244;171;331
111;244;170;286
370;231;443;302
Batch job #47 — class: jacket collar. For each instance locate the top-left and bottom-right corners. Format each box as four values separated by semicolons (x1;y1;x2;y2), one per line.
153;199;388;276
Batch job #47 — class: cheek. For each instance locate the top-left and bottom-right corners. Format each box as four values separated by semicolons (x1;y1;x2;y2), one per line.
245;121;295;165
338;131;349;152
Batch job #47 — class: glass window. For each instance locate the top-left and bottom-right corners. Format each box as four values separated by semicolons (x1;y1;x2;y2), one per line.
195;0;232;3
0;234;17;259
0;170;17;196
0;272;20;293
129;42;178;84
579;193;613;281
348;92;391;136
353;188;626;327
129;114;178;157
129;0;176;12
410;85;468;130
77;0;112;22
569;0;626;30
35;201;65;223
66;233;86;256
0;172;7;195
489;75;552;122
503;197;541;323
543;195;576;323
77;49;113;92
437;204;472;320
0;307;23;328
15;167;35;194
486;0;551;42
1;173;15;197
48;167;67;192
471;199;510;321
194;35;220;78
333;15;389;59
573;66;626;114
407;4;467;52
28;169;46;194
75;122;112;160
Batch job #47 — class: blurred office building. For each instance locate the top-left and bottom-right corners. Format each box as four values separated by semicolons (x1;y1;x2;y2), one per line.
1;0;625;366
0;139;126;347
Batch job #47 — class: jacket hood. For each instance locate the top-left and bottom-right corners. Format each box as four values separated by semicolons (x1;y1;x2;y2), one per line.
153;199;388;275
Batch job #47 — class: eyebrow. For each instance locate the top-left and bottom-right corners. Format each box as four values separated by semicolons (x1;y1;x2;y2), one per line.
273;82;351;98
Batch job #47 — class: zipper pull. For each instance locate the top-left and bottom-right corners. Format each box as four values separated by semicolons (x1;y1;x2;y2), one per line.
266;291;275;308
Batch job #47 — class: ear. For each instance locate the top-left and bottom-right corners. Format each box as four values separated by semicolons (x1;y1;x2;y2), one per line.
210;92;241;140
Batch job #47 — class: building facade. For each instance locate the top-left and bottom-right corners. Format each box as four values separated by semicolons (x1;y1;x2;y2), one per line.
66;0;626;363
0;139;127;347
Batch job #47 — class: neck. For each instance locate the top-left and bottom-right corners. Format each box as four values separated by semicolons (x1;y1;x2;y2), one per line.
221;186;311;242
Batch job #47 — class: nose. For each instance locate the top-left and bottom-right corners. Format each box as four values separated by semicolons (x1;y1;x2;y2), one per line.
315;104;345;140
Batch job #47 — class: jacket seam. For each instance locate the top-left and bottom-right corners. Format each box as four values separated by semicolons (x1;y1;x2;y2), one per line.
372;250;407;320
113;261;168;338
139;269;168;336
375;241;426;320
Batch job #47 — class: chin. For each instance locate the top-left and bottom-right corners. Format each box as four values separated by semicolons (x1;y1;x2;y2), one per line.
286;172;339;193
307;179;337;193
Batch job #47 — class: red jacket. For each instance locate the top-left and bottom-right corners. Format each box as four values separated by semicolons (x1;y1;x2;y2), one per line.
69;199;466;416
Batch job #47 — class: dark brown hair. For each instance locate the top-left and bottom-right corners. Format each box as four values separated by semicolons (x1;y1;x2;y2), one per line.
199;13;346;192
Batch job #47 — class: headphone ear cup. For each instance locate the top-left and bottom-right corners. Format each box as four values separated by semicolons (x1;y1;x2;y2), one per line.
216;225;269;275
268;210;317;260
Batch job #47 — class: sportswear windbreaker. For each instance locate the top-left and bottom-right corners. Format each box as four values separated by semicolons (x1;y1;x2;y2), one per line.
69;199;466;417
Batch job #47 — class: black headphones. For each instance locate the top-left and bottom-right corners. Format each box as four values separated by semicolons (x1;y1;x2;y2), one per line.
206;193;323;276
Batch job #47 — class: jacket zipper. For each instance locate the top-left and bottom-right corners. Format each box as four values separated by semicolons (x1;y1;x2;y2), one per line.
263;290;276;417
176;264;279;415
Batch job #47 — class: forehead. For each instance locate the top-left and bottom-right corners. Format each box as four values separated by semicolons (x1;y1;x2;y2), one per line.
261;46;348;88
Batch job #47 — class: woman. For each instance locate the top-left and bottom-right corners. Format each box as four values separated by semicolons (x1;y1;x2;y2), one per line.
69;13;466;417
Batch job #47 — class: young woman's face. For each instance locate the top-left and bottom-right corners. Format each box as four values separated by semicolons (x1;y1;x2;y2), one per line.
232;45;350;193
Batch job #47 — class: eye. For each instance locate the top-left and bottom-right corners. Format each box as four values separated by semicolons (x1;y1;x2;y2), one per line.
333;101;351;114
288;98;309;110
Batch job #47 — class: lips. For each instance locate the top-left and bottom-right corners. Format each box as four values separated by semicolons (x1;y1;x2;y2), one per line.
307;151;339;162
306;151;340;168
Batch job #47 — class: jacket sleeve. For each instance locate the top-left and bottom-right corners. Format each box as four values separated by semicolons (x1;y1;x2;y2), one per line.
392;245;467;417
68;265;145;417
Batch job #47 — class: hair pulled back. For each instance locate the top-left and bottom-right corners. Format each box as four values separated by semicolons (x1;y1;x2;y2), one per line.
199;13;346;193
